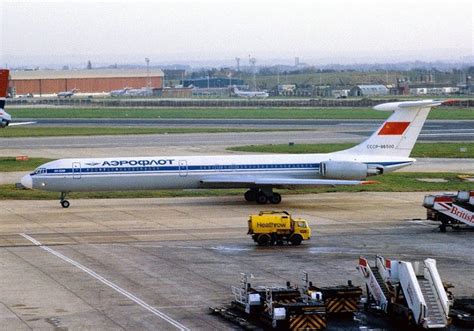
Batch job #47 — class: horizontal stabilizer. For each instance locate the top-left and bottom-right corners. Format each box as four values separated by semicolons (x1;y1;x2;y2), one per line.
374;99;446;112
8;121;36;126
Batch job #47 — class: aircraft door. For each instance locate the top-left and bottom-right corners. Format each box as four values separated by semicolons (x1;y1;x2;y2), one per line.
72;162;81;179
178;160;188;177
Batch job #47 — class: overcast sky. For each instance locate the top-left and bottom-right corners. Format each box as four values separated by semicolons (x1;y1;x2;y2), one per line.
1;0;473;66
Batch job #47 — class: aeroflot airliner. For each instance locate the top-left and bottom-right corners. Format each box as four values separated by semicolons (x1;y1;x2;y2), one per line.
21;98;448;208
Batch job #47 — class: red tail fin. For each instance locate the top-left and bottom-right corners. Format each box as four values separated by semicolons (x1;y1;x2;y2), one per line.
0;69;9;98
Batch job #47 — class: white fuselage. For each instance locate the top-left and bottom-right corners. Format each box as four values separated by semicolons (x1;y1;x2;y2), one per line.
1;110;11;121
23;152;413;192
235;90;269;98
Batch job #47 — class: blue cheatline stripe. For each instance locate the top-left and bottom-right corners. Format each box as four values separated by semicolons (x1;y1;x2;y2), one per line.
34;161;411;177
43;163;321;175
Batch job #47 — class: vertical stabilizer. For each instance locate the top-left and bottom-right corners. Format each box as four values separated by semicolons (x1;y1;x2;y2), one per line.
335;100;446;158
0;69;9;109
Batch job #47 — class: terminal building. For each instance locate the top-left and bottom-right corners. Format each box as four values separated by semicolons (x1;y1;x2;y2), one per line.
9;69;164;95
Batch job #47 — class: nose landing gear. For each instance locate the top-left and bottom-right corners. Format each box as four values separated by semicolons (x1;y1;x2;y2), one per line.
60;192;70;208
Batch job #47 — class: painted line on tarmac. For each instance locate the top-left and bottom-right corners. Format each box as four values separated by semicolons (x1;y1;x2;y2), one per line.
19;233;190;331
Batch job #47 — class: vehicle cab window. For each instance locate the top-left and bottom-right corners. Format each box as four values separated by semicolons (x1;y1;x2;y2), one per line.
297;221;307;228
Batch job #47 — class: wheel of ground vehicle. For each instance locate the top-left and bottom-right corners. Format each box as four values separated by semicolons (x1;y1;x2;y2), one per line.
257;234;271;246
244;189;257;202
440;223;447;233
256;192;268;204
289;234;302;246
269;193;282;204
61;200;70;208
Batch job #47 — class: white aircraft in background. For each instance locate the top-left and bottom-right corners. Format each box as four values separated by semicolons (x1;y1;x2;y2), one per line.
0;69;36;128
124;87;152;97
57;88;78;98
110;87;131;97
21;98;449;208
233;87;269;98
111;87;152;97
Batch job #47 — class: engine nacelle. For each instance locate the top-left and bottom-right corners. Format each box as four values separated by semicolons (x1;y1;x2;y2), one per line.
320;161;383;180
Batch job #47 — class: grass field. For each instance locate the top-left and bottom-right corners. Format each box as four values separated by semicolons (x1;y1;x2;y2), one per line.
228;142;474;158
7;106;474;120
1;172;472;200
0;157;54;171
0;127;283;138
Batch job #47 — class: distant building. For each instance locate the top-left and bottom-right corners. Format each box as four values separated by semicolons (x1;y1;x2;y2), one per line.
312;85;332;97
160;87;193;98
331;89;350;98
182;77;243;88
10;69;164;95
277;84;296;96
163;69;186;80
394;79;410;95
349;85;389;97
409;86;459;95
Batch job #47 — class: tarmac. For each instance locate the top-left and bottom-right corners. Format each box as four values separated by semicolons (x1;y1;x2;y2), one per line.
0;192;473;330
1;125;473;329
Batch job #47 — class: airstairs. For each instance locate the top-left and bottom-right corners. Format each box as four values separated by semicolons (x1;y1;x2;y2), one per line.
358;255;450;329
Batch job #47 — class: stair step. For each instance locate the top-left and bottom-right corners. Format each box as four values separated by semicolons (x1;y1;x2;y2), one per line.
372;268;390;295
417;279;447;326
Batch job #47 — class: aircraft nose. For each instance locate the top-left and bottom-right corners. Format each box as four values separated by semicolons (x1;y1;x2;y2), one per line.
21;174;33;189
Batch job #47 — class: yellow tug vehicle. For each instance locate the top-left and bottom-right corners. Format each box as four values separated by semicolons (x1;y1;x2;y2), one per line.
248;211;311;246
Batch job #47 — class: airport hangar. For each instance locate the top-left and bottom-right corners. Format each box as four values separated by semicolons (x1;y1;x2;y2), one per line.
9;68;164;95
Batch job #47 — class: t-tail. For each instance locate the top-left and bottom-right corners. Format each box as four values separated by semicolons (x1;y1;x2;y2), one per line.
0;69;8;109
0;69;35;128
0;69;11;128
335;100;449;158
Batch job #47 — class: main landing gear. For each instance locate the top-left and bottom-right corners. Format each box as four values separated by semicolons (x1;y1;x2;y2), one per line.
60;192;70;208
244;188;282;204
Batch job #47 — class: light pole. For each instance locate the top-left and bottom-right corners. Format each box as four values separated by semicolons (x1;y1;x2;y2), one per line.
145;57;151;90
249;57;257;91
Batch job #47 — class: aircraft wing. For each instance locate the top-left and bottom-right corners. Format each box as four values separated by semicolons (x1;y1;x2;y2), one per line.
200;175;376;188
8;121;36;126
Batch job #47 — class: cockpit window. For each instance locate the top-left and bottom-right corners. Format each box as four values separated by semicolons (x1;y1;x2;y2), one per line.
32;167;46;175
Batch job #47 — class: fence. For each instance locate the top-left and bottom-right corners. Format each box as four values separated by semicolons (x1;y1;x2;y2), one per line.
7;97;474;108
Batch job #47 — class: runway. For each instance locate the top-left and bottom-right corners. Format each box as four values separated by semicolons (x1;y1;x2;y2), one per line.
16;118;474;142
2;119;474;153
16;118;474;128
0;193;472;330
